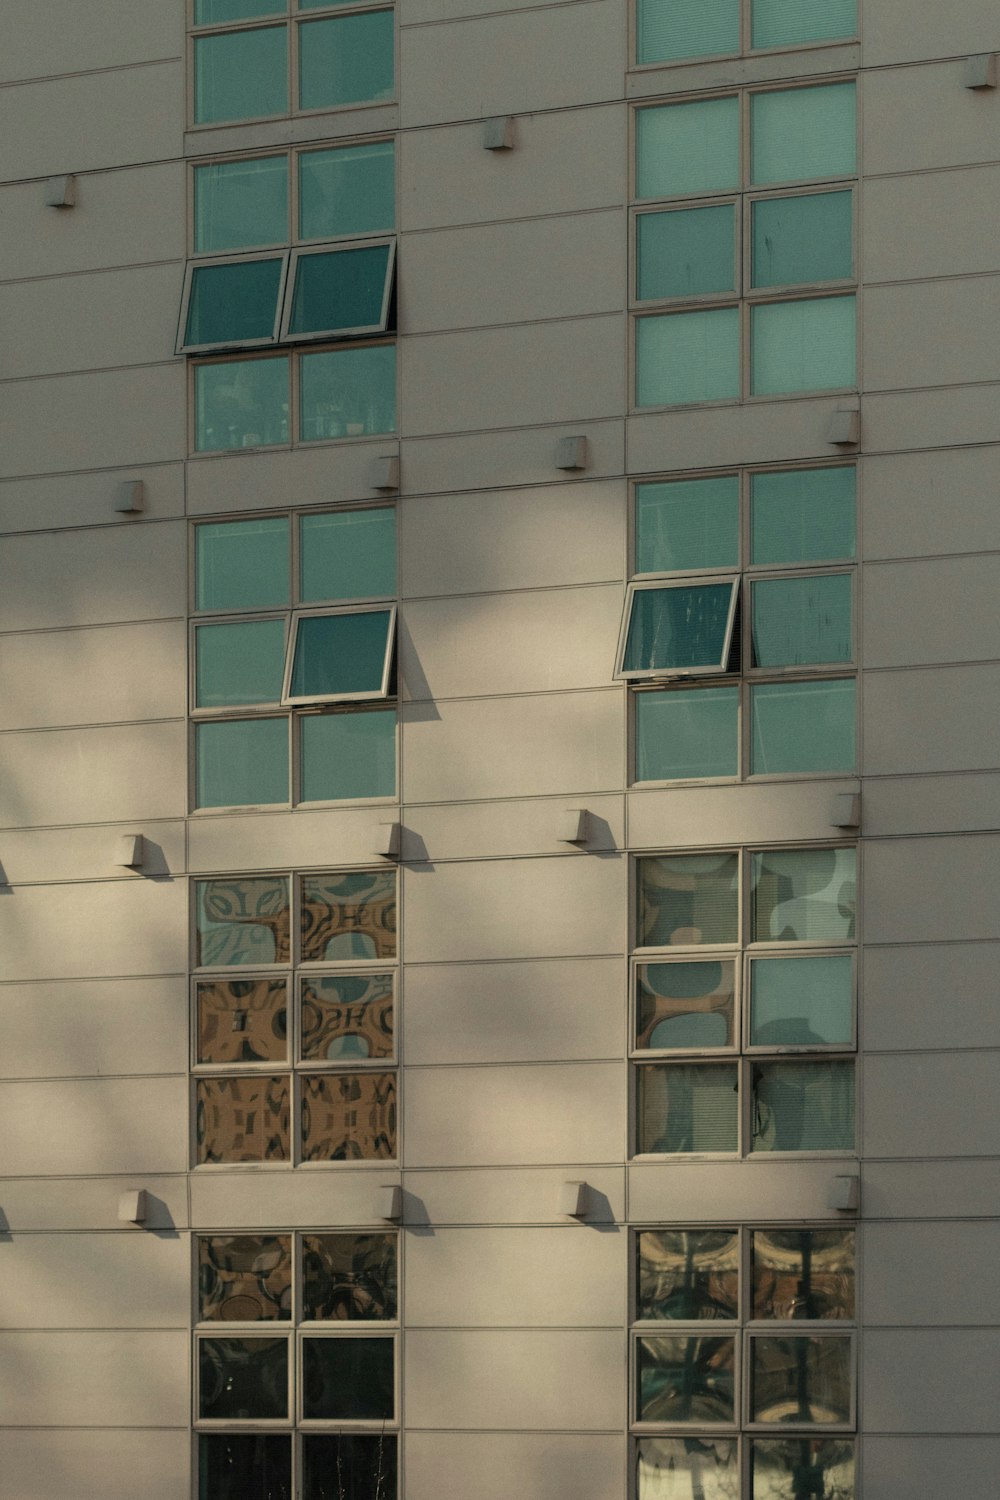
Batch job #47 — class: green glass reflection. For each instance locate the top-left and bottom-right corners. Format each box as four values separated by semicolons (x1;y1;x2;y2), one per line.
638;1063;739;1153
751;1335;852;1422
199;1337;288;1420
637;1229;740;1320
196;874;291;966
300;508;396;602
751;847;855;942
750;954;853;1046
638;853;740;947
195;1;282;21
194;27;287;124
303;1337;394;1420
290;611;391;698
299;141;395;239
636;98;740;199
751;83;856;184
194;157;288;254
198;1434;292;1500
637;308;740;407
302;1436;398;1500
751;573;852;666
638;1438;738;1500
636;962;736;1050
195;619;286;707
638;1335;736;1422
751;295;856;395
196;516;289;612
750;467;856;565
637;204;735;300
195;356;289;452
299;345;396;440
287;244;391;336
636;0;738;64
195;717;289;807
185;259;284;348
300;710;396;801
752;191;853;288
635;687;738;782
635;475;739;573
751;1228;855;1320
751;1439;855;1500
753;0;857;50
752;1062;855;1152
299;12;394;110
624;583;735;674
751;679;856;775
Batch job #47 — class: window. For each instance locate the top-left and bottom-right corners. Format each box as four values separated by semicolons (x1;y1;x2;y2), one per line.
635;0;857;66
618;464;856;782
192;508;397;810
191;1;394;126
632;1225;856;1499
196;1230;398;1500
194;869;397;1165
633;82;856;407
633;846;856;1157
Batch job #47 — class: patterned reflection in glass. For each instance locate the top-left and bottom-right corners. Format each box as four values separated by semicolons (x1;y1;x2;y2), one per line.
197;1075;291;1163
197;977;288;1064
638;1063;739;1154
300;870;396;961
197;876;292;966
750;1437;854;1499
751;1335;852;1425
637;961;736;1049
303;1233;398;1321
199;1235;292;1322
637;1229;739;1321
637;1436;739;1500
638;854;739;947
751;849;855;943
752;1230;855;1321
199;1337;288;1419
637;1335;736;1424
300;973;393;1061
301;1072;396;1160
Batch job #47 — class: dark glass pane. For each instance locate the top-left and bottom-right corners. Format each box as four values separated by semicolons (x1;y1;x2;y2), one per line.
637;853;739;947
198;1434;291;1500
637;1335;736;1423
186;259;283;347
198;1235;292;1322
299;12;394;110
751;574;852;667
752;191;853;289
196;1076;291;1164
751;849;855;943
196;876;292;966
750;1438;855;1500
636;961;736;1049
303;1232;398;1321
303;1337;394;1420
753;0;857;50
623;584;735;673
198;1337;288;1419
637;205;735;300
302;1434;398;1500
751;1335;852;1425
752;1229;855;1321
637;1437;738;1500
300;870;396;961
197;978;288;1064
288;245;392;336
751;1061;855;1154
637;1063;739;1154
637;1229;739;1321
289;611;392;698
196;516;289;611
301;1073;397;1161
301;973;394;1061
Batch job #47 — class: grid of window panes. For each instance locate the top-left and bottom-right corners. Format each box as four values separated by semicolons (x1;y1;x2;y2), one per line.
633;847;856;1158
635;0;857;67
195;1231;398;1500
633;81;856;407
632;1226;856;1499
193;870;397;1165
191;508;397;810
191;1;394;127
620;464;856;781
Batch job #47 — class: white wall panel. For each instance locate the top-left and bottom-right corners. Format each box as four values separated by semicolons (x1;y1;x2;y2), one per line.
864;385;1000;454
627;394;849;476
0;722;186;827
0;466;184;534
862;1438;1000;1500
864;834;1000;944
405;1432;625;1500
862;1223;1000;1325
0;1234;188;1328
0;822;184;885
0;1175;187;1233
400;422;626;497
863;0;1000;65
0;1331;187;1426
186;440;400;517
863;774;1000;837
628;1161;848;1224
187;806;398;874
863;1053;1000;1158
863;665;1000;776
0;521;185;631
404;794;624;862
863;276;1000;392
0;619;185;731
628;780;860;850
401;1167;625;1225
864;166;1000;283
864;556;1000;667
0;879;187;981
0;1430;189;1500
863;1160;1000;1220
0;1077;187;1175
190;1170;402;1231
863;62;1000;175
0;1;182;82
0;977;187;1080
862;448;1000;561
863;1331;1000;1432
863;941;1000;1051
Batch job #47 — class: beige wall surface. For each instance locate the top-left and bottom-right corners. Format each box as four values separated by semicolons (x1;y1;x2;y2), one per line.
0;1431;189;1500
404;1432;626;1500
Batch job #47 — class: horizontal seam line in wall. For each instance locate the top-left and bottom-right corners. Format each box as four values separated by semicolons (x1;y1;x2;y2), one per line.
0;517;183;544
0;1073;187;1085
862;658;1000;673
862;548;1000;565
864;159;1000;183
862;375;1000;397
0;1326;190;1333
0;257;184;288
0;716;185;736
0;616;184;639
860;1154;1000;1164
399;0;599;29
397;1058;625;1071
863;268;1000;291
402;686;622;707
860;938;1000;949
401;204;625;236
862;1046;1000;1057
0;55;181;90
401;578;623;604
0;1424;190;1432
860;768;1000;781
400;307;623;340
0;816;185;834
395;790;626;810
0;973;186;987
0;357;179;386
399;954;626;967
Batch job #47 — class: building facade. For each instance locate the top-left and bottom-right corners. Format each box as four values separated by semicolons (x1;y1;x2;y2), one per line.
1;1;999;1496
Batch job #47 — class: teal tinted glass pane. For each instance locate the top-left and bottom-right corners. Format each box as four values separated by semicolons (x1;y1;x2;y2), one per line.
194;157;288;253
299;13;394;111
637;309;740;407
639;1439;739;1500
751;573;852;666
195;718;289;808
196;620;286;707
301;710;396;801
194;28;287;124
299;141;395;239
624;583;735;673
195;1;282;21
752;847;856;942
751;467;856;565
636;0;739;64
196;517;289;612
753;1060;855;1152
636;98;740;199
753;0;857;49
751;1439;855;1500
636;961;736;1049
751;295;856;395
185;260;283;348
638;853;740;947
751;83;856;184
637;205;735;301
300;345;395;440
752;191;853;288
196;875;291;966
300;509;396;602
636;687;738;781
288;245;390;336
750;955;853;1046
751;679;856;775
290;610;392;698
638;1063;739;1153
195;356;289;452
635;475;739;573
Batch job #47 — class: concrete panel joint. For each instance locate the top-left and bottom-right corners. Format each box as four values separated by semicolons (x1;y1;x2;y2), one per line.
826;406;860;446
114;479;147;514
559;808;591;847
116;833;146;869
555;435;589;470
964;54;998;89
44;174;77;208
482;115;515;150
117;1189;148;1224
829;792;861;830
558;1180;591;1219
368;455;399;492
826;1174;860;1213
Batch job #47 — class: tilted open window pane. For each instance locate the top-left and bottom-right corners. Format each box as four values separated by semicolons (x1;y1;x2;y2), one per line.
749;955;853;1047
285;607;394;703
750;679;856;776
751;574;852;666
283;242;394;341
303;1232;398;1320
199;1435;292;1500
199;1337;289;1419
637;99;740;199
750;467;855;565
751;83;856;185
636;960;737;1049
638;1438;739;1500
299;344;396;439
196;517;290;611
299;508;396;602
195;619;287;707
753;0;857;50
181;257;287;353
195;355;290;452
197;978;290;1064
637;1229;740;1321
750;1439;855;1500
751;191;853;288
636;475;740;575
751;1228;855;1320
299;870;397;962
636;0;739;64
194;156;289;253
300;972;394;1061
750;1334;852;1423
637;308;740;407
303;1337;395;1420
195;717;290;808
637;204;736;301
300;709;397;801
751;848;855;942
299;12;394;111
635;686;739;782
196;875;292;967
299;141;395;240
194;27;288;124
620;580;738;678
638;1062;740;1153
751;295;856;395
198;1235;292;1321
751;1059;855;1152
302;1435;398;1500
638;853;740;947
637;1335;737;1422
